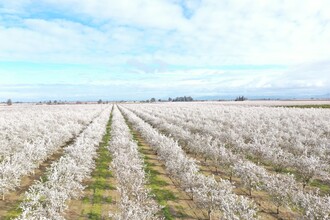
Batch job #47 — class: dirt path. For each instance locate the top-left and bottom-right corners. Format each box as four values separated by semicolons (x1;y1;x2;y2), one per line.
191;155;299;220
0;120;93;219
0;137;77;219
124;109;301;220
139;109;330;195
127;121;209;220
64;150;119;220
64;113;119;220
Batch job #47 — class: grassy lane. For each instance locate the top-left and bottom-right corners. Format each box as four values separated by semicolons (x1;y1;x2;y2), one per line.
124;109;304;219
128;109;330;219
65;110;119;219
134;108;329;195
124;118;208;220
244;155;330;195
152;125;300;219
189;153;300;220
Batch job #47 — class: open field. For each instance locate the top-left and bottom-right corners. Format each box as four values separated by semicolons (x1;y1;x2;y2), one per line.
0;102;329;219
168;100;330;107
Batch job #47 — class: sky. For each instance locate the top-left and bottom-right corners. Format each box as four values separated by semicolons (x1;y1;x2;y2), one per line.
0;0;329;101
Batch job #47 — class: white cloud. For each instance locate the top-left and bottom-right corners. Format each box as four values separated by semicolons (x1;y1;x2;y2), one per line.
45;0;188;29
0;0;329;100
1;0;330;65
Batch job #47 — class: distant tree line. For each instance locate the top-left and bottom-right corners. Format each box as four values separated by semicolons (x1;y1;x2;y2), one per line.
235;96;247;101
171;96;194;102
146;96;194;103
37;99;110;105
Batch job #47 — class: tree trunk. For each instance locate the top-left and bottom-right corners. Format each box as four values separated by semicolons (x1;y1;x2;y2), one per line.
303;177;311;193
208;209;212;220
302;182;306;193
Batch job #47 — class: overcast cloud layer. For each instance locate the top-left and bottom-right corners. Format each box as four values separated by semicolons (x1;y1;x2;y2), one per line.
0;0;329;101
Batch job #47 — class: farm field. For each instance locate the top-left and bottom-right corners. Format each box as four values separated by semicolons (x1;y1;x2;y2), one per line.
0;101;329;219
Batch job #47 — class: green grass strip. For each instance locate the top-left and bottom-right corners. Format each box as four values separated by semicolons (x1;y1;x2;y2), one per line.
3;202;22;220
129;129;176;220
309;179;330;195
86;108;114;218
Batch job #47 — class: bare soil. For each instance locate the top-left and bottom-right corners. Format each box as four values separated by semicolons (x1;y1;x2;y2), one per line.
0;121;93;219
0;140;70;218
131;125;209;219
133;112;302;220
